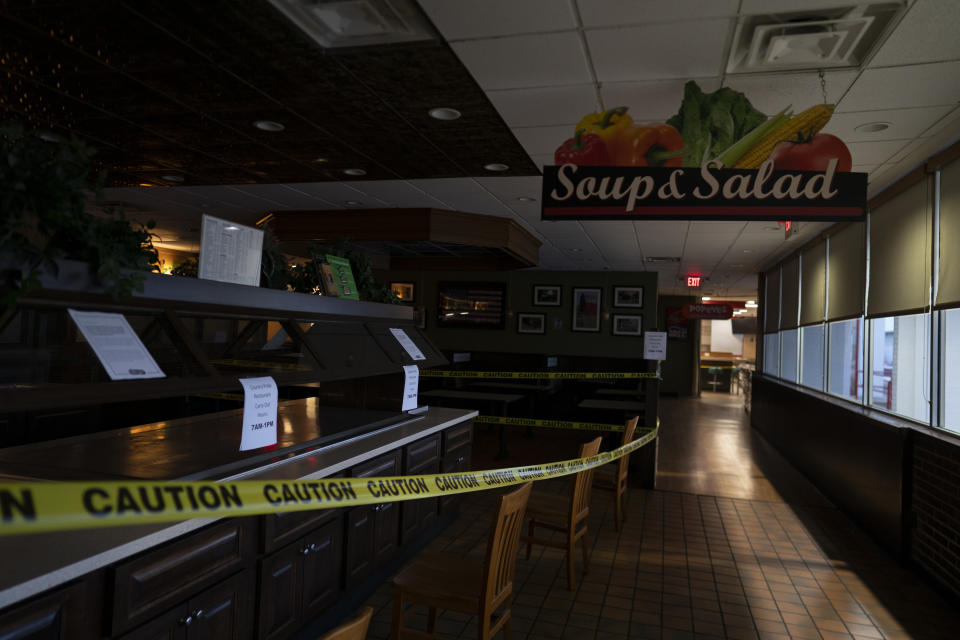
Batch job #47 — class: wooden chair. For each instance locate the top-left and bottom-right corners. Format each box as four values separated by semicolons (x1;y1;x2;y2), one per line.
593;415;639;531
318;606;373;640
390;482;532;640
521;437;602;590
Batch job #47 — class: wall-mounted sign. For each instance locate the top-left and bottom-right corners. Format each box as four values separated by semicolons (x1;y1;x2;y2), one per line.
542;82;865;222
682;303;734;320
686;275;702;288
644;331;668;361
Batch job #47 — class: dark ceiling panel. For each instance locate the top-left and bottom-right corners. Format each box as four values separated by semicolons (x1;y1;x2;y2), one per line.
0;0;539;186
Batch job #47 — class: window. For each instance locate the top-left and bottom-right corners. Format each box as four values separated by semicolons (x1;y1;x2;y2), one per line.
780;329;799;382
801;325;825;390
869;313;931;423
942;309;960;433
763;333;779;376
828;318;864;401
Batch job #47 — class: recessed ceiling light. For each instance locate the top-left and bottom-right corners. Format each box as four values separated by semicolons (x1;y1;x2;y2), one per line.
855;121;892;133
731;263;746;268
162;174;184;183
344;200;363;206
38;131;60;143
138;182;152;187
747;300;756;305
742;249;752;253
428;107;461;121
484;163;509;172
702;296;712;301
314;157;328;163
517;196;536;202
343;168;366;176
253;120;285;132
568;248;583;253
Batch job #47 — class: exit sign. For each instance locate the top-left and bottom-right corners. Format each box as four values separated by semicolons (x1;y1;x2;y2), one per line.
686;275;702;287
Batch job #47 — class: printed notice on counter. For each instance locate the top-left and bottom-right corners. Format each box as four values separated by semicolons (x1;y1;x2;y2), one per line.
198;215;264;287
402;365;419;411
389;327;426;361
644;331;668;361
67;309;165;381
239;376;278;451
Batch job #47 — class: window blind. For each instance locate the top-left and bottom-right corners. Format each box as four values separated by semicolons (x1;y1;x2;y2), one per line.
937;158;960;309
867;179;932;318
826;223;866;321
800;241;826;325
780;256;800;330
763;266;780;333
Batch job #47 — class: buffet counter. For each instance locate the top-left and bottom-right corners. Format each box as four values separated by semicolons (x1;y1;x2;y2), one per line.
0;400;476;639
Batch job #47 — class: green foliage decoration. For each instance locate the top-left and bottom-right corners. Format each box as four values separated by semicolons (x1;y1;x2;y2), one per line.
1;122;159;306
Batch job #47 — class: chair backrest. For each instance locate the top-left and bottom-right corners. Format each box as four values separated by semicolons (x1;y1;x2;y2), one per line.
317;605;373;640
482;482;533;611
569;437;602;523
617;416;640;482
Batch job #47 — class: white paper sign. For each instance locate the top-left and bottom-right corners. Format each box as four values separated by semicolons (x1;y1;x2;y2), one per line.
198;215;264;287
67;309;165;381
389;328;426;361
239;377;278;451
402;365;419;411
644;331;668;361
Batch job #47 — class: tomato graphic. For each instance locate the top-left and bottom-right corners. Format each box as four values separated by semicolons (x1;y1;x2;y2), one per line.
770;133;852;172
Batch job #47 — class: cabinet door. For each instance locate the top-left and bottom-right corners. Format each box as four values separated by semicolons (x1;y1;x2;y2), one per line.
400;460;439;545
301;518;343;620
257;545;302;640
343;506;375;589
373;499;399;568
188;571;252;640
440;446;472;514
115;605;189;640
0;580;102;640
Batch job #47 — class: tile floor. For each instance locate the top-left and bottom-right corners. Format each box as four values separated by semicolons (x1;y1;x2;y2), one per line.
357;393;960;639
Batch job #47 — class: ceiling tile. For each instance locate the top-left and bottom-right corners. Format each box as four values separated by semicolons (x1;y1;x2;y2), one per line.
529;154;555;171
420;0;576;40
723;70;858;115
338;181;449;209
823;105;955;142
600;78;721;121
868;0;960;68
512;125;578;157
578;0;739;27
407;178;513;215
451;32;592;91
278;183;372;208
847;139;912;166
585;20;731;82
688;221;748;234
486;85;600;128
231;184;338;209
839;61;960;111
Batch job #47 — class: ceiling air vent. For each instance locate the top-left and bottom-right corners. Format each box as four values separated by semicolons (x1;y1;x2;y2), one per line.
726;2;907;74
266;0;438;49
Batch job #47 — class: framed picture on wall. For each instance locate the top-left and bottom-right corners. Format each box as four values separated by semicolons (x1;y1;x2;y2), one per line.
391;282;414;302
613;286;644;308
571;287;602;332
436;282;506;329
532;285;561;306
517;313;546;334
612;314;643;336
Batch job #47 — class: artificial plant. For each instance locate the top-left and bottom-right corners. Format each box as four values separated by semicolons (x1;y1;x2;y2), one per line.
0;122;159;306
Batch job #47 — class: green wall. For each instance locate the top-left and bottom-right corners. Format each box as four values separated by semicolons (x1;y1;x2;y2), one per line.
379;269;658;359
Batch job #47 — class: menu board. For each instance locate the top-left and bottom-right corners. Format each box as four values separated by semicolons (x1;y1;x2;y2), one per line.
198;215;264;287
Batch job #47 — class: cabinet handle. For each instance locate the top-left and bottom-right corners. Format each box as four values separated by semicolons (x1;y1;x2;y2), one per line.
193;609;204;619
179;615;193;626
457;456;465;464
300;546;311;555
309;543;320;552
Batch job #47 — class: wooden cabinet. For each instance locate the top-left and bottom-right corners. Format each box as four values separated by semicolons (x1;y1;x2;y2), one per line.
257;516;342;640
0;578;101;640
401;434;440;544
118;570;252;640
111;519;254;635
344;450;401;588
441;421;473;514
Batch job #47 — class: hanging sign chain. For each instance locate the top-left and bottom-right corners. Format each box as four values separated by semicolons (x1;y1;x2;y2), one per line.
819;69;828;104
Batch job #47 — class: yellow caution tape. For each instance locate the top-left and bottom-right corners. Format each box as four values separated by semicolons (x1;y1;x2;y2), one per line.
211;358;311;372
420;370;658;380
0;425;657;536
475;415;638;432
